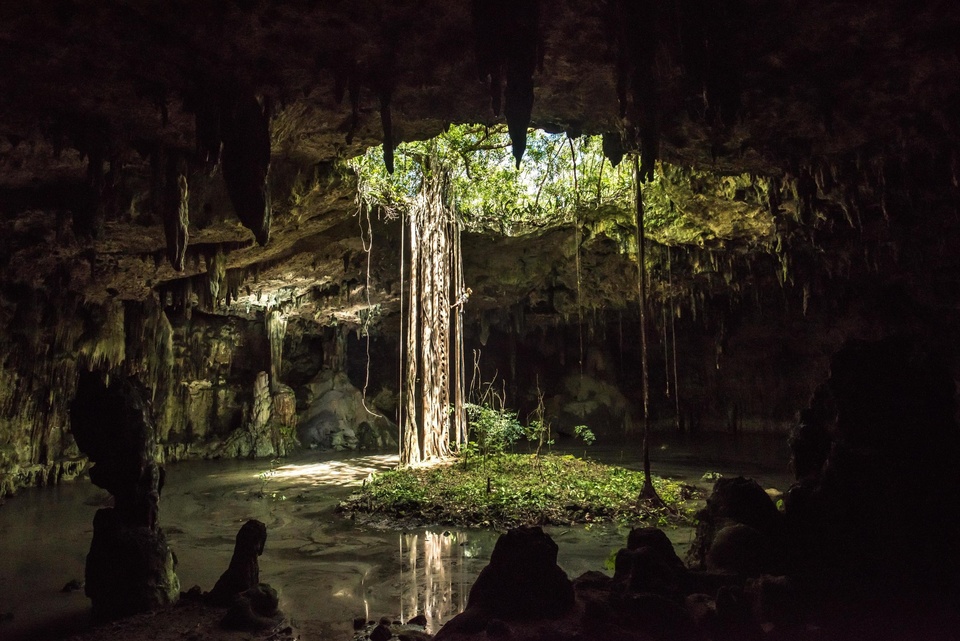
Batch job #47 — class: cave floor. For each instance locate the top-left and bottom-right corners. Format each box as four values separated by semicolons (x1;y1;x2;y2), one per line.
0;433;792;641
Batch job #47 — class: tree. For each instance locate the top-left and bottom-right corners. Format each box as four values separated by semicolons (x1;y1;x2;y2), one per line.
398;157;466;465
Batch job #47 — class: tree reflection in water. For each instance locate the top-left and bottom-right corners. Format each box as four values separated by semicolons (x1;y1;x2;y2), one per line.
399;529;487;631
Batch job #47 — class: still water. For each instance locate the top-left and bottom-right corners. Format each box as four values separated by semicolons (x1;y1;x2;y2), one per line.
0;434;792;640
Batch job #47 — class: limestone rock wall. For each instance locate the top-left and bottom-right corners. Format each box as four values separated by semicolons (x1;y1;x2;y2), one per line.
0;292;291;495
298;370;398;452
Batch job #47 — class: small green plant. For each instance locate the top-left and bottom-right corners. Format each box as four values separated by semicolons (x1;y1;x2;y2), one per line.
463;367;524;472
464;402;524;460
525;380;554;460
574;424;596;445
257;458;282;499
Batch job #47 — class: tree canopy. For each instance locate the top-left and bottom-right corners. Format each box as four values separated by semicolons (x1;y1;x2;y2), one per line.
350;124;639;235
350;124;775;252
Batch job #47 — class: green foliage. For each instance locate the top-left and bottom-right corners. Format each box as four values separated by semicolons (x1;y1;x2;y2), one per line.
350;124;636;235
574;424;596;446
339;453;703;528
464;402;524;460
525;419;554;451
351;124;777;256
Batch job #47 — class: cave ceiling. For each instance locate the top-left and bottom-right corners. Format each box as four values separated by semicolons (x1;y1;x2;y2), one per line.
1;0;958;329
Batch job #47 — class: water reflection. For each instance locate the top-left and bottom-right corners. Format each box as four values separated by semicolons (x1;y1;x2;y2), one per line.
397;529;489;631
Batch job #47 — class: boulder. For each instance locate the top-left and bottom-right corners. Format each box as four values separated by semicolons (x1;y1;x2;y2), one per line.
299;370;397;451
466;526;574;620
434;527;573;639
706;524;771;577
687;476;781;572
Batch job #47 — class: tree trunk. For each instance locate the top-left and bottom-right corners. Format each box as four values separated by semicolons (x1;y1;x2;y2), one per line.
402;211;421;465
401;163;459;464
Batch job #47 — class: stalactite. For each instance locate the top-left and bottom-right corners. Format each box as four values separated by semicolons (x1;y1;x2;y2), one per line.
221;92;272;246
614;0;659;180
188;79;223;170
380;89;394;173
207;246;226;309
159;151;189;272
602;132;625;167
75;149;106;240
265;308;287;393
346;71;361;145
472;0;540;167
471;0;503;116
78;299;127;373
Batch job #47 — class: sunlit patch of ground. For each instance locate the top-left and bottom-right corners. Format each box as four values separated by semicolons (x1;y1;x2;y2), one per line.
256;454;399;488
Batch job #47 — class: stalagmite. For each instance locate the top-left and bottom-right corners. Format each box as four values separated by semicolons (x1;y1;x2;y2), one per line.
69;371;179;620
207;247;226;309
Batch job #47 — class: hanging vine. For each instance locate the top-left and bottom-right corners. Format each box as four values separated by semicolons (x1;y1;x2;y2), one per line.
633;155;665;505
357;191;385;421
667;245;681;432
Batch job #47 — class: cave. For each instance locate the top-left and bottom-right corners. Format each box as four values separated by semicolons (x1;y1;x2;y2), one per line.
1;1;960;640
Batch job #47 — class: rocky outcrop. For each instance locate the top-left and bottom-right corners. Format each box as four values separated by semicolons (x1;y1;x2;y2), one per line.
433;526;574;639
686;476;783;574
215;371;298;459
69;371;180;620
299;370;397;451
